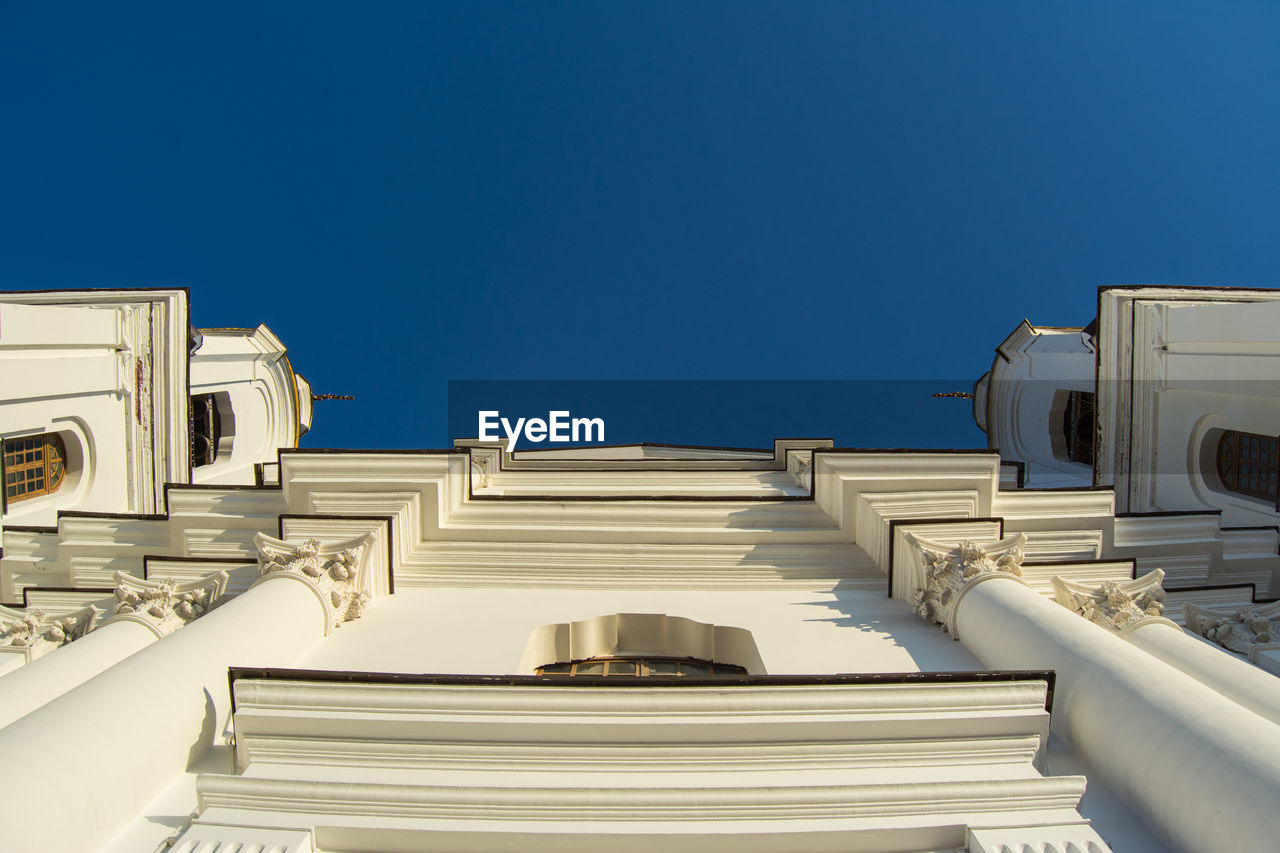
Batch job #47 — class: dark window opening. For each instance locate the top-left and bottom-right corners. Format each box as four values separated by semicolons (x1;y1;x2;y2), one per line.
191;394;221;468
1063;391;1095;466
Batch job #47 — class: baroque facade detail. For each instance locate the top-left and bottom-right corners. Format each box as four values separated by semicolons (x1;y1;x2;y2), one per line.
1052;570;1169;635
0;605;96;662
907;536;1025;635
256;535;371;632
1184;600;1280;656
111;571;230;638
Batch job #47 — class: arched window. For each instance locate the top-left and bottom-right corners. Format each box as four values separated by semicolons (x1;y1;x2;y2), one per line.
3;434;66;505
536;657;748;676
1216;430;1279;503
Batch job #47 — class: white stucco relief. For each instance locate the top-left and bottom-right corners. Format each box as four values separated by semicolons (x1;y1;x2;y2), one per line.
253;534;373;633
1184;600;1280;658
0;605;96;663
906;534;1026;636
1053;570;1175;636
108;571;230;638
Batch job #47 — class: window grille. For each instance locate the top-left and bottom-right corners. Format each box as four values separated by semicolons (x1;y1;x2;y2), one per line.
1216;430;1280;504
3;434;66;505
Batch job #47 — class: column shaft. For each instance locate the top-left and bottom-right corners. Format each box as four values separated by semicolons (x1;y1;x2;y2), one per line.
954;576;1280;853
0;576;327;853
1125;620;1280;727
0;619;156;729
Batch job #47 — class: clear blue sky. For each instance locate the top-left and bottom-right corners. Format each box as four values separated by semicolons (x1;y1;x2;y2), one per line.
3;3;1277;449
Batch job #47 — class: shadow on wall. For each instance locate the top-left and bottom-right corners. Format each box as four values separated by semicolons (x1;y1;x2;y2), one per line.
796;579;986;672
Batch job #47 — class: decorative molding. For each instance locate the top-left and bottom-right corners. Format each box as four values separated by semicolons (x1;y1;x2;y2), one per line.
167;823;314;853
1052;570;1176;636
109;570;230;638
471;455;492;488
253;533;374;633
904;533;1027;636
967;823;1112;853
1184;600;1280;657
0;604;96;663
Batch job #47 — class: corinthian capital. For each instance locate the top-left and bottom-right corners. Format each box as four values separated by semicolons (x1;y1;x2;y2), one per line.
905;533;1027;636
1053;570;1172;636
1184;600;1280;657
0;604;96;663
253;533;373;633
109;570;230;638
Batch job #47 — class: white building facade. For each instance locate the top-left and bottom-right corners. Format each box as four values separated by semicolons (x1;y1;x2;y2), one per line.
1;289;1279;852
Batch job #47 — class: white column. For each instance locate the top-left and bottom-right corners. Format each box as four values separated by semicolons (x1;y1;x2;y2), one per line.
910;535;1280;853
1125;620;1280;726
0;570;229;730
0;619;155;729
1052;570;1280;728
0;533;371;853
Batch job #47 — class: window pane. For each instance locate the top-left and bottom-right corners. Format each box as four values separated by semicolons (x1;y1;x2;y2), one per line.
606;660;637;675
679;661;711;675
647;660;680;674
575;661;605;675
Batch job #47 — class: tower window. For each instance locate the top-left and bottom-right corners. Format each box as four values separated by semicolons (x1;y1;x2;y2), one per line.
1063;391;1095;466
3;434;66;505
191;394;221;468
535;657;748;676
1216;430;1279;503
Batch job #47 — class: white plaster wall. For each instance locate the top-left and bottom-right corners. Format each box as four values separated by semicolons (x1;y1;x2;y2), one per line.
298;586;984;675
1;303;136;523
1141;301;1280;524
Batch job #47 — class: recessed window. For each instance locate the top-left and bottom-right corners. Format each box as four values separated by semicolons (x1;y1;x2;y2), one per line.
1062;391;1095;465
3;434;66;504
536;656;748;676
1216;430;1279;503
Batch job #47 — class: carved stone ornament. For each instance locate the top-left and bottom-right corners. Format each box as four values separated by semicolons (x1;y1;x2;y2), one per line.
905;533;1027;637
1184;600;1280;657
1053;570;1174;636
109;570;230;638
0;604;97;663
254;533;373;633
472;456;491;489
793;455;813;489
